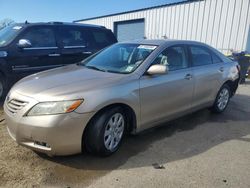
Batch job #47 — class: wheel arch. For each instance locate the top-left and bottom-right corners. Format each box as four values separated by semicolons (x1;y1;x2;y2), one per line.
81;102;137;151
222;79;239;97
0;69;6;77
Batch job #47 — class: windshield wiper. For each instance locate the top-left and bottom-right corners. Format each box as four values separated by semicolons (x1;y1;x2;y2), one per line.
105;70;128;74
83;65;128;74
85;65;106;72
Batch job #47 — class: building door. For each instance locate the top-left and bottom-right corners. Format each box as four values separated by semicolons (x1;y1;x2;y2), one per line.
114;19;145;42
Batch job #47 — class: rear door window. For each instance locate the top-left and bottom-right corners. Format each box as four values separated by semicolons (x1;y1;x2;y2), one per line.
58;27;87;48
89;29;116;48
93;31;109;44
21;27;56;48
190;46;213;66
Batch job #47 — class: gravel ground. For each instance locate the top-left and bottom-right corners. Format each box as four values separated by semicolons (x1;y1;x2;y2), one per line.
0;83;250;188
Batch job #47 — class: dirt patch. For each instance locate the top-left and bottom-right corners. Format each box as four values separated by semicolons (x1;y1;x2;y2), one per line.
1;84;250;187
0;111;111;187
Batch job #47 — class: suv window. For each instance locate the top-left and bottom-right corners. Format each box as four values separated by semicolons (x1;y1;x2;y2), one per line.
22;27;56;48
59;27;87;47
93;31;109;44
190;46;213;66
152;46;188;71
0;25;23;47
89;29;116;48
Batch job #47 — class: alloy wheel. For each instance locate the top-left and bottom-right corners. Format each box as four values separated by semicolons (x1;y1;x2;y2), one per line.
104;113;125;151
217;88;229;111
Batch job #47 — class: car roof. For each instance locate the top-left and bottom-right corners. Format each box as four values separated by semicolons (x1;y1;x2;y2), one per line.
14;22;106;29
121;39;208;46
120;39;229;61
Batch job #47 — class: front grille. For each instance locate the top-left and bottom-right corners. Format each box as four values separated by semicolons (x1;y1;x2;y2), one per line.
6;99;28;114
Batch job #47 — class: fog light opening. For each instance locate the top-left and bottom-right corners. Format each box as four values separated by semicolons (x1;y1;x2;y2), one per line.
34;141;50;148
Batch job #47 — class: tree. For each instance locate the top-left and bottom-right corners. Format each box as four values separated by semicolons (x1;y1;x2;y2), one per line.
0;18;14;30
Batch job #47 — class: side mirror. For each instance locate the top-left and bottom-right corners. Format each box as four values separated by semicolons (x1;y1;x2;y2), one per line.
17;39;32;48
147;64;168;75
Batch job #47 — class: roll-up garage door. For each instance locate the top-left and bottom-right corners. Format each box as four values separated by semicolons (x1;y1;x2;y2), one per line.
114;19;145;42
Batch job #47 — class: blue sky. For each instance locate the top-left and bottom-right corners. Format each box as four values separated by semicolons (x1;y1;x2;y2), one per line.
0;0;183;23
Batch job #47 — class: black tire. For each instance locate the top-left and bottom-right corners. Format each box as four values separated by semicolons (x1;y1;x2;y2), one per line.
84;107;126;156
210;84;231;113
0;73;7;101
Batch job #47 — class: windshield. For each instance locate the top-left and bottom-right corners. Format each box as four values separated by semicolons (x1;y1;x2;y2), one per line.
81;43;157;74
0;25;22;47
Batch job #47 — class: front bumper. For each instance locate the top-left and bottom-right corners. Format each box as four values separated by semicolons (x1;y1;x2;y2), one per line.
4;92;94;156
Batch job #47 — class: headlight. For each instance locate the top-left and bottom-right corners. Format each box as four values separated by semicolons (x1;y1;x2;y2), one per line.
27;99;83;116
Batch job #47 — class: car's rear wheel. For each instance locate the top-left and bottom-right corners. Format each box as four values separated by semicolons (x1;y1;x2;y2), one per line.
84;107;126;156
211;84;231;113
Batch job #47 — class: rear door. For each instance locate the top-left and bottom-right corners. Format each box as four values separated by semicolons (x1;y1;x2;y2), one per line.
57;26;92;65
8;25;62;79
189;45;224;108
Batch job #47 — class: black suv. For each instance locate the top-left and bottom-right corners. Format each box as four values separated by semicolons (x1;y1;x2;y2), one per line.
0;22;117;99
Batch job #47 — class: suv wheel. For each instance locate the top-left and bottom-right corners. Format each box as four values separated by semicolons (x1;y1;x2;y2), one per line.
84;107;126;156
0;74;6;101
211;84;231;113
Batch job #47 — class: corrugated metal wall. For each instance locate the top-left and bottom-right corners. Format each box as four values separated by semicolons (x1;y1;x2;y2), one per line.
78;0;250;53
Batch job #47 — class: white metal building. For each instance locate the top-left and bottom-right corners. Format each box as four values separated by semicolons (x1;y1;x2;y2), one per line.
75;0;250;54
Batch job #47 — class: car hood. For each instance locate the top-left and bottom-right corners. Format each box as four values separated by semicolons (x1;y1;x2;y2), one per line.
12;64;127;101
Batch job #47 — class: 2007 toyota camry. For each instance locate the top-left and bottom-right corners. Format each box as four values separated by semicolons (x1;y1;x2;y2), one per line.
4;40;240;156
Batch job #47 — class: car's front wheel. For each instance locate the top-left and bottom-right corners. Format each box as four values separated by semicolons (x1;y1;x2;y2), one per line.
0;73;6;101
211;84;231;113
84;107;126;156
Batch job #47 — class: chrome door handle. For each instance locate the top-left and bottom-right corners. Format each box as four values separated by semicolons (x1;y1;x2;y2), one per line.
219;67;224;72
185;74;192;80
48;53;61;57
82;51;92;55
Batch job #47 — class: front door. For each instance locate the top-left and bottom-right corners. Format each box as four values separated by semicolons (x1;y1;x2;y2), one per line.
139;45;194;129
7;25;62;81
